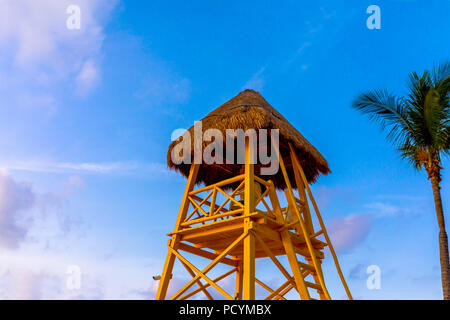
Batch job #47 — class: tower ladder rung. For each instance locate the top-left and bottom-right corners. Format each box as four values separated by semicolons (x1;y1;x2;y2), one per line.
310;230;324;239
304;281;322;291
298;261;316;272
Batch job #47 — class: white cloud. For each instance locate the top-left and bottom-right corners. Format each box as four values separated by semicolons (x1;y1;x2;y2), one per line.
57;161;132;173
319;6;336;20
134;75;191;107
0;248;161;299
0;160;174;178
61;175;85;196
0;251;103;299
364;202;417;217
0;172;86;250
327;214;373;253
286;42;311;65
15;92;58;114
348;263;365;280
242;67;266;92
0;173;35;248
75;59;100;96
1;270;63;300
0;0;117;99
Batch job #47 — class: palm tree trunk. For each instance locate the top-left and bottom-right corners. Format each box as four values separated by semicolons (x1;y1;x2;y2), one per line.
430;175;450;299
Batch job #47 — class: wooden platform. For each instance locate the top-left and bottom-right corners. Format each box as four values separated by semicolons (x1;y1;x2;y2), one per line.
168;211;326;260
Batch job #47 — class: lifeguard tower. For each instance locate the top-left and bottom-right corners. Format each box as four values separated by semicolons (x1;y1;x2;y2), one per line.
155;89;352;300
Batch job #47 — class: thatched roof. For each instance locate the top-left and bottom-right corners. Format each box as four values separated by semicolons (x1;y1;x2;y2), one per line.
167;89;330;189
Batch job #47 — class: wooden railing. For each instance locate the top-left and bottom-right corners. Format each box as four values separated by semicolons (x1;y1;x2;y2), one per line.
181;174;275;228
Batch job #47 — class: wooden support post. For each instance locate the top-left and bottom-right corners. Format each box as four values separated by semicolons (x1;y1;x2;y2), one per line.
169;247;234;300
243;137;255;300
244;136;255;217
180;267;237;300
272;137;331;300
265;279;292;300
243;230;255;300
180;261;214;300
209;188;217;217
267;180;310;300
306;258;326;300
170;231;247;300
288;143;352;300
156;164;200;300
290;152;314;234
256;278;286;300
235;261;243;300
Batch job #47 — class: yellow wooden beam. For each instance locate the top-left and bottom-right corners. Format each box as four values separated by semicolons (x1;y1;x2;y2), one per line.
289;143;353;300
256;278;286;300
289;151;314;234
274;140;330;300
169;247;234;300
156;164;199;300
189;174;244;195
212;181;245;216
188;196;210;218
235;261;243;300
179;260;214;300
184;189;214;222
179;267;237;300
243;138;256;300
170;231;247;300
209;188;217;217
266;179;310;300
264;279;292;300
243;229;255;300
253;231;291;281
177;242;238;267
190;194;229;214
180;208;244;227
274;282;295;300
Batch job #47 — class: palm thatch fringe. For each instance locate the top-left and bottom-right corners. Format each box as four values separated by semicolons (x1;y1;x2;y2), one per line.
167;89;330;189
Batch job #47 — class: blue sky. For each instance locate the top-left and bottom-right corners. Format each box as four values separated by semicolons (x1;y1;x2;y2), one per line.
0;0;449;299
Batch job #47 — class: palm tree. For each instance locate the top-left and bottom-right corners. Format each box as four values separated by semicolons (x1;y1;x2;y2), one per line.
352;62;450;299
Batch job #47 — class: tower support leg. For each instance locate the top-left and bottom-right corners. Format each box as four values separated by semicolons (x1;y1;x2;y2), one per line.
288;143;353;300
234;261;243;300
242;136;256;300
155;164;200;300
267;182;310;300
243;228;255;300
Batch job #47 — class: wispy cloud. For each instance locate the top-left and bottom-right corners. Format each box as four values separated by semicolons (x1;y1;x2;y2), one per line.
134;67;191;108
0;0;117;103
0;172;85;250
0;160;173;177
0;174;35;248
242;67;266;92
319;6;337;20
348;263;365;280
0;171;161;299
327;214;373;253
286;41;311;65
364;202;419;217
0;248;161;299
75;58;100;96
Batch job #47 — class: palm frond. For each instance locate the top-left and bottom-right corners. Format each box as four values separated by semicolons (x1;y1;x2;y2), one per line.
407;69;449;148
352;62;450;172
398;144;426;170
352;89;414;147
432;61;450;88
